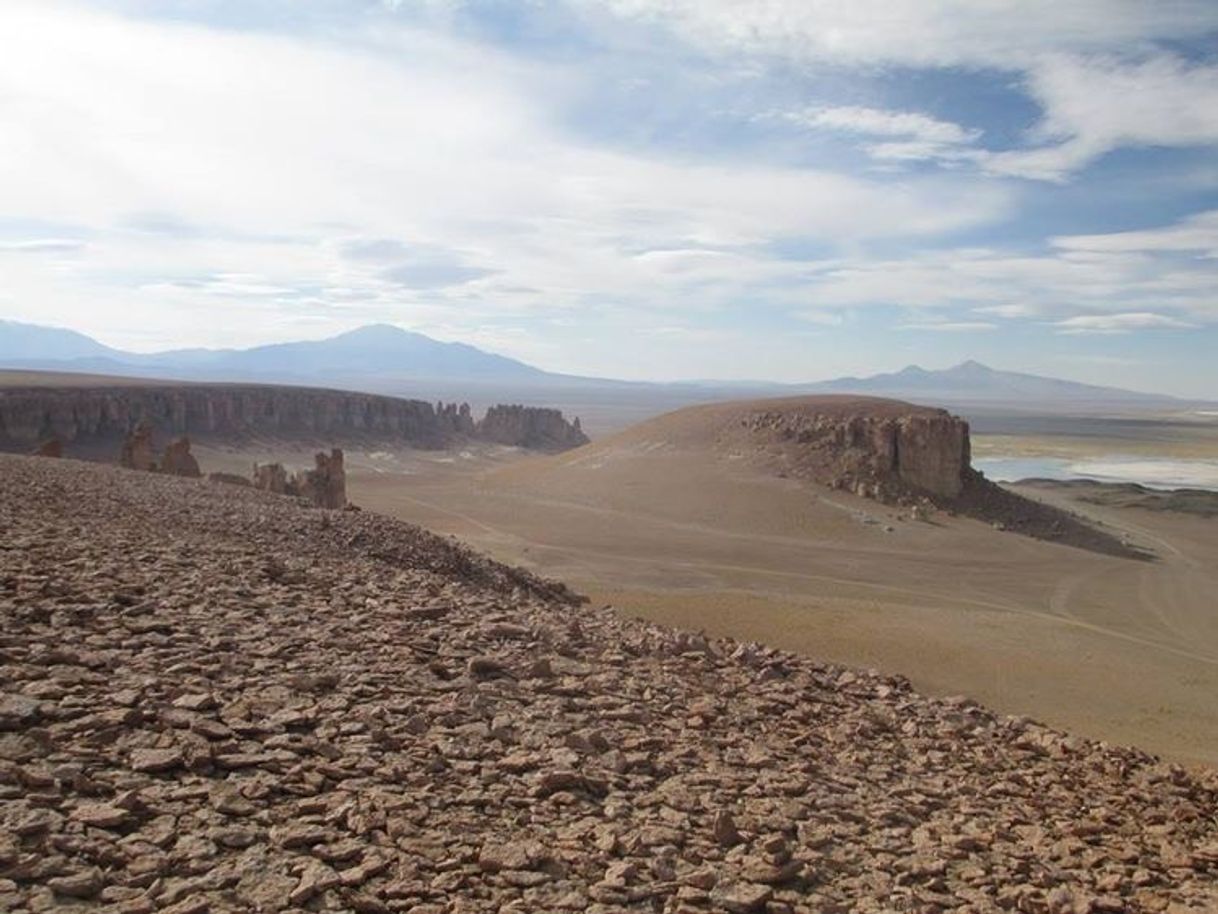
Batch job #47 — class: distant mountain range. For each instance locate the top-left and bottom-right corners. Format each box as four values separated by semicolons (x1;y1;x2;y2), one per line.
0;318;1185;408
802;360;1171;404
1;321;545;384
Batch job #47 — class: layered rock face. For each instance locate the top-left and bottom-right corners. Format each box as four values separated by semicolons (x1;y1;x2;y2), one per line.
723;398;1142;556
740;401;969;501
0;383;586;453
0;454;1215;913
479;405;589;452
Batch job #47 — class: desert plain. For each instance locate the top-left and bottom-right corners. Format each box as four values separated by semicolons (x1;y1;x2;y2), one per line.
184;401;1218;771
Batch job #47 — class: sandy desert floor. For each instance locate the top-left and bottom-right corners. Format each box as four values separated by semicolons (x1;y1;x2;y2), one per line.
194;427;1218;770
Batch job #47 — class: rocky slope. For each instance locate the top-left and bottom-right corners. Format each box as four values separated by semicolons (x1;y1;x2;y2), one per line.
1;454;1216;914
0;383;588;453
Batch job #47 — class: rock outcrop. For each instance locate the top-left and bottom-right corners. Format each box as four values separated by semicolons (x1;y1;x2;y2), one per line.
479;404;590;452
0;382;586;452
0;453;1214;913
118;422;156;471
251;451;347;508
252;462;291;495
735;399;970;501
160;436;201;478
32;438;61;458
293;448;347;509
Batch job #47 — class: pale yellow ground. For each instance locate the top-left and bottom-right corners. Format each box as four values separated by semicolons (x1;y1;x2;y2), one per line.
196;430;1218;770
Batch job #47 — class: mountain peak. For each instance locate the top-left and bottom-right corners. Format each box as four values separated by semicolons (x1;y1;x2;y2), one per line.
331;323;418;342
951;360;992;373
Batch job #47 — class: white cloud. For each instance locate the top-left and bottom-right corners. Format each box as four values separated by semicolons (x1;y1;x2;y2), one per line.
985;55;1218;181
0;0;1012;352
973;303;1044;319
594;2;1218;180
1053;209;1218;257
898;319;997;332
594;0;1218;71
777;105;983;166
786;106;978;145
0;239;87;254
798;210;1218;326
1054;312;1196;334
794;310;845;327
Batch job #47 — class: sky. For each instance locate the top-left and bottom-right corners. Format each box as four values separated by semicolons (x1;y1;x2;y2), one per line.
0;1;1216;395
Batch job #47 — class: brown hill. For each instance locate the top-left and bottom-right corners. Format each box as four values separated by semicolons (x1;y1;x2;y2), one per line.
539;396;1141;557
1;454;1216;913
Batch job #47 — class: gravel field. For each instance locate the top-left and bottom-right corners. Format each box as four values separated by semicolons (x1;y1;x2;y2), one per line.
1;454;1215;913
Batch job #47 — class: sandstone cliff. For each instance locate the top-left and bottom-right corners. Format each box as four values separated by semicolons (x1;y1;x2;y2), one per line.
479;404;588;452
730;398;970;501
0;383;587;453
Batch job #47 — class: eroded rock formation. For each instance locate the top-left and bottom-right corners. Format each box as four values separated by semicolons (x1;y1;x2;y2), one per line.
32;438;61;458
293;448;347;509
479;404;589;451
160;436;201;478
251;451;347;508
739;401;969;501
723;397;1142;556
252;462;290;495
118;422;156;472
0;383;586;452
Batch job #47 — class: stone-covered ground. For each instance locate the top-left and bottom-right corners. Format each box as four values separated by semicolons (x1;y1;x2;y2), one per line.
0;454;1215;914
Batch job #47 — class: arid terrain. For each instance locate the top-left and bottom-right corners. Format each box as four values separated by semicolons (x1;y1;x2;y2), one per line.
5;375;1216;771
318;401;1218;771
3;454;1218;914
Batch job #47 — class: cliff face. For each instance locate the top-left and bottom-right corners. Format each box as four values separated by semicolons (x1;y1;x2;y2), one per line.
739;403;970;501
0;384;587;453
478;405;589;452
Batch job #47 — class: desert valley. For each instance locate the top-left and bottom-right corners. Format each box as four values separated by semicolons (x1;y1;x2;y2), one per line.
2;355;1218;912
5;2;1218;911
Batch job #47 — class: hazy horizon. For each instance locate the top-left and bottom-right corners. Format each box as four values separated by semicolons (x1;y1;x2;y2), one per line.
1;2;1216;396
4;316;1208;400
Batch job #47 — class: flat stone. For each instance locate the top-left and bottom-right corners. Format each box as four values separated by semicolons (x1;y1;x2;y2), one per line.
129;748;184;773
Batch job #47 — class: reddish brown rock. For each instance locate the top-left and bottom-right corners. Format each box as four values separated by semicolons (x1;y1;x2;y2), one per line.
252;462;290;495
33;438;62;458
737;401;969;500
293;448;346;509
160;436;201;478
119;422;157;471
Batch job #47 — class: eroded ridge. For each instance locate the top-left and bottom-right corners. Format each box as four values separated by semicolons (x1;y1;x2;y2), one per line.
0;455;1215;913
